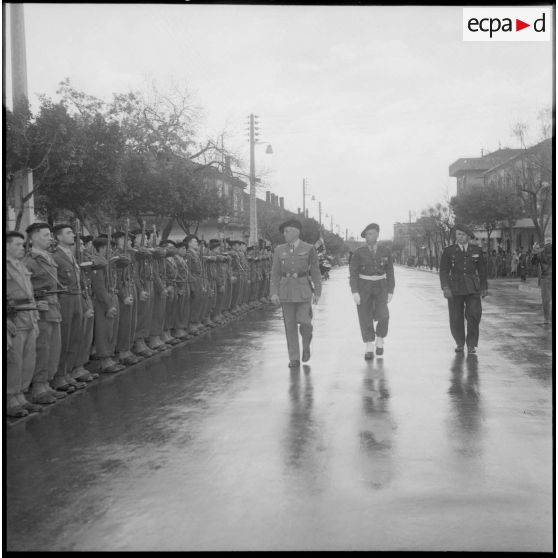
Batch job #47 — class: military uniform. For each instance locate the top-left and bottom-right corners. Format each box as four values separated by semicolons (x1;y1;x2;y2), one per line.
132;243;155;356
89;244;124;371
349;244;395;343
185;246;204;333
148;247;169;350
6;251;39;414
161;245;180;344
173;247;191;338
52;244;86;388
439;232;488;351
23;247;64;400
270;233;322;364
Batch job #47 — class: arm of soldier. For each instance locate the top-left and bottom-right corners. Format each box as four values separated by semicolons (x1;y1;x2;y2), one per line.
152;262;165;295
269;247;281;303
386;252;395;302
349;249;360;293
439;249;453;298
309;246;322;300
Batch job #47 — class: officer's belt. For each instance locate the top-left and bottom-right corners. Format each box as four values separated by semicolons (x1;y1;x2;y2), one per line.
359;273;386;281
281;272;309;278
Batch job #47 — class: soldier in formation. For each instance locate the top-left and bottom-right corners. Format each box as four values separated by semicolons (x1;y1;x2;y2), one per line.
5;222;274;418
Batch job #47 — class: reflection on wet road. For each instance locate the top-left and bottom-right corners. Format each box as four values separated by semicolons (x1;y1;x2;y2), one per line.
6;266;553;551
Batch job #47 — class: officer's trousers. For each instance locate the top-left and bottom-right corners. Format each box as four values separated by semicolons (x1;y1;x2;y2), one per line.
224;278;233;311
281;302;313;361
541;276;552;321
447;293;482;348
32;320;61;384
57;294;83;378
7;328;36;395
213;284;225;319
94;293;120;358
356;279;389;342
175;286;191;330
230;279;240;309
189;285;203;326
135;282;153;340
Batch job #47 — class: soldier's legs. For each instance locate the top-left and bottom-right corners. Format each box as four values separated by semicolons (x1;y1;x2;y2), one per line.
73;309;96;378
31;320;61;389
296;302;313;353
116;300;133;354
356;283;376;343
371;285;390;339
56;295;83;383
7;328;36;411
281;302;301;362
464;294;482;348
448;295;466;347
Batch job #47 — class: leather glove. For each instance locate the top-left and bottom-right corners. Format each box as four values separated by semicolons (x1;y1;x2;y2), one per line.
387;293;393;303
106;306;117;319
124;296;134;305
85;308;95;319
353;293;361;305
139;290;149;302
443;287;453;299
36;300;49;312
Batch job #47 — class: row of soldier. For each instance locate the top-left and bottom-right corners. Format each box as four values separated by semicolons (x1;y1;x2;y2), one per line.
6;222;273;418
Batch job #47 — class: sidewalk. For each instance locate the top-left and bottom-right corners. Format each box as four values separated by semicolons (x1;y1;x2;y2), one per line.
395;264;541;296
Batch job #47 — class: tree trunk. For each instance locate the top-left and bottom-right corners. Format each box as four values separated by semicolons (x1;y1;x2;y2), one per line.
161;216;175;241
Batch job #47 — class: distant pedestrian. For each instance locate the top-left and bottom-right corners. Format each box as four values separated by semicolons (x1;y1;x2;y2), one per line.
518;247;528;282
270;219;322;368
531;237;552;324
439;224;488;355
511;250;519;277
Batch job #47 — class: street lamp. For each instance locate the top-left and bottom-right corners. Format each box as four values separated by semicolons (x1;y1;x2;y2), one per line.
248;114;273;246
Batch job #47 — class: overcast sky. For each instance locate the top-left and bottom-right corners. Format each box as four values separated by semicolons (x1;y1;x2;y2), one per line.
5;4;554;239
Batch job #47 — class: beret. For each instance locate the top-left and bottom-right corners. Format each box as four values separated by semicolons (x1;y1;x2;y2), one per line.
52;223;72;235
92;237;117;249
159;239;176;247
360;223;380;237
228;239;242;246
279;219;302;234
208;239;221;249
26;222;51;235
184;234;199;247
112;231;126;240
80;235;93;243
452;223;475;238
174;241;186;248
6;230;25;240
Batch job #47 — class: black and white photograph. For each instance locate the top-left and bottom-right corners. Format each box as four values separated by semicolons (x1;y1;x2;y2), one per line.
4;3;554;552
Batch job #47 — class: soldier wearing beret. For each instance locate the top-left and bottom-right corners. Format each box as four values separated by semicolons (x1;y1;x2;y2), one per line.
270;219;322;367
208;239;227;324
439;223;488;354
130;228;156;357
159;240;181;346
184;235;204;335
199;240;216;328
172;241;192;339
349;223;395;360
6;231;40;417
148;238;171;351
90;236;126;372
113;231;142;366
51;224;87;391
23;222;66;406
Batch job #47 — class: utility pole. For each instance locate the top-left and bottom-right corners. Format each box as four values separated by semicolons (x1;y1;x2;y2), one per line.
10;3;34;230
248;114;258;246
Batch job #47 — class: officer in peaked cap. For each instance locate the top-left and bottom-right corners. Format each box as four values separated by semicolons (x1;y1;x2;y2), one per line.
439;223;488;355
270;218;321;367
350;222;395;360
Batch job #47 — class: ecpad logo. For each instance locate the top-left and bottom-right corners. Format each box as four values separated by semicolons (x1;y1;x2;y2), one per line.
463;8;551;41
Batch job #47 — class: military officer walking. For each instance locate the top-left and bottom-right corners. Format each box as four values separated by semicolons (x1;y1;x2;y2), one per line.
270;219;321;368
439;224;488;354
349;223;395;360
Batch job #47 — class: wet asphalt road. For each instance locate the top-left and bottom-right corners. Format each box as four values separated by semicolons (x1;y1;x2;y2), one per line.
6;266;553;551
